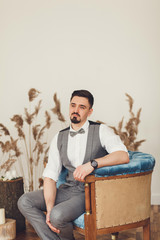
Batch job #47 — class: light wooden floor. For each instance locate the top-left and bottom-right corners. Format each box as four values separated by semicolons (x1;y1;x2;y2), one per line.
15;205;160;240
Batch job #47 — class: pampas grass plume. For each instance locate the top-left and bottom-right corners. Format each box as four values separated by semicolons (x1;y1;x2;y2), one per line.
51;93;65;122
28;88;40;102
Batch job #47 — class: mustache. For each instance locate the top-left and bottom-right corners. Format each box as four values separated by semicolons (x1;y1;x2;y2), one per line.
71;112;80;117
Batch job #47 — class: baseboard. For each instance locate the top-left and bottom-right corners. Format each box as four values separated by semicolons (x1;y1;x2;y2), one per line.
151;194;160;205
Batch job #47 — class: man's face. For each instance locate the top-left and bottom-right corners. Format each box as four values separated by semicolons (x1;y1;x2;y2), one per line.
69;96;93;125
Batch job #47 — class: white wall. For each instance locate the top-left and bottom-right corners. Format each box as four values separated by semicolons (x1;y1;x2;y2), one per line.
0;0;160;202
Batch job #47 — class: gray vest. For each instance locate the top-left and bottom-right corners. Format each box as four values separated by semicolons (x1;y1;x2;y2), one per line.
57;121;108;190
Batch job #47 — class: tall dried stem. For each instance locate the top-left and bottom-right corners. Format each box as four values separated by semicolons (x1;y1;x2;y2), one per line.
109;93;145;151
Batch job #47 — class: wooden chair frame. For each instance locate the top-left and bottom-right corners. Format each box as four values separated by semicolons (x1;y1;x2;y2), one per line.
74;171;152;240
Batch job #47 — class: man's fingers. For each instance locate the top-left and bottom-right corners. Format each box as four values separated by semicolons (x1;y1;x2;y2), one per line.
74;173;85;182
46;213;60;234
46;221;60;233
49;225;60;233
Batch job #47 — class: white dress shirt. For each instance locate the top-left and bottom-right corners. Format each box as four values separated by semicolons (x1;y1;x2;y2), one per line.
42;120;128;182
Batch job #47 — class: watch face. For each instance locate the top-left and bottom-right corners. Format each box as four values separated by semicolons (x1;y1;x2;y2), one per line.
91;160;98;169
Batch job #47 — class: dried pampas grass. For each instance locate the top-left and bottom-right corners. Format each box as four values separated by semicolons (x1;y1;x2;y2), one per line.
45;111;52;129
51;93;65;122
110;93;145;151
28;88;40;102
11;115;23;128
32;124;41;141
0;141;11;153
38;178;43;188
0;158;17;173
24;108;35;125
0;88;66;191
0;124;10;136
34;100;42;116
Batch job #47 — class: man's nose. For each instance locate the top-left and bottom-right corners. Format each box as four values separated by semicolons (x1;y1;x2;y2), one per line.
74;106;79;113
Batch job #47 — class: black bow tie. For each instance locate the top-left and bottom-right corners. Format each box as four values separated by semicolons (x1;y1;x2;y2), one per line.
70;128;85;137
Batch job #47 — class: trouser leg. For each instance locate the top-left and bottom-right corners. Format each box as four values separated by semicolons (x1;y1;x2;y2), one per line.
50;187;85;240
18;186;85;240
17;190;60;240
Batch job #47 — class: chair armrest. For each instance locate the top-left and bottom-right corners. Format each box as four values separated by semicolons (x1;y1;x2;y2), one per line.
92;151;155;178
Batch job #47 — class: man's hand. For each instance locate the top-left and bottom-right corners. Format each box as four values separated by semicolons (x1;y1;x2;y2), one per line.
73;162;94;182
44;178;60;233
46;211;60;234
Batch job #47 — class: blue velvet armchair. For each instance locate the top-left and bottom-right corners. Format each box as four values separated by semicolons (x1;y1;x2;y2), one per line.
57;151;155;240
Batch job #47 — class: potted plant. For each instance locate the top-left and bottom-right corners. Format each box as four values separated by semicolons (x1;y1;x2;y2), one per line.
0;88;65;192
0;88;66;232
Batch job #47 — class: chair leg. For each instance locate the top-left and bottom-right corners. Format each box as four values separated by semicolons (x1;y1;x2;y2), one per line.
143;221;150;240
111;232;119;240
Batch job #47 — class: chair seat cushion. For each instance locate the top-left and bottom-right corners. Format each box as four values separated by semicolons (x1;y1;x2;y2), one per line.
73;213;85;229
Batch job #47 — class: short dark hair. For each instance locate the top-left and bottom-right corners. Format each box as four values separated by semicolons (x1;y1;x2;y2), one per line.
70;90;94;108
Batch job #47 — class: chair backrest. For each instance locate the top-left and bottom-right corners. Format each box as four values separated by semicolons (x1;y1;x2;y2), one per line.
95;172;152;229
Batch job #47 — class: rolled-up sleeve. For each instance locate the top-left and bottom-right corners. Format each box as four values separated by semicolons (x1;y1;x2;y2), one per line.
42;133;62;182
100;124;128;153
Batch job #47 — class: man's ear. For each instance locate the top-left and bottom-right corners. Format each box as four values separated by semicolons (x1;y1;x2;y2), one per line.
88;108;93;117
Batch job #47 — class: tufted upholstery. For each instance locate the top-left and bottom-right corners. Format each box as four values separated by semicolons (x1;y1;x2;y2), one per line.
93;151;155;177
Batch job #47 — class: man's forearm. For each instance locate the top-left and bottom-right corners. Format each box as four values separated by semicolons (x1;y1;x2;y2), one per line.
43;177;57;212
73;150;129;181
44;177;60;233
96;150;129;168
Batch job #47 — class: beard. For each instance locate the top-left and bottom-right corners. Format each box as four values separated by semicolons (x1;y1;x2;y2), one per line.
70;113;81;124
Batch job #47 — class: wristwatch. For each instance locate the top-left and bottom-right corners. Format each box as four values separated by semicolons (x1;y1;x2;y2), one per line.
90;159;98;169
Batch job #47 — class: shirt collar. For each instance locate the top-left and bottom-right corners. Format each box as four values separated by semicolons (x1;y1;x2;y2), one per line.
70;120;89;132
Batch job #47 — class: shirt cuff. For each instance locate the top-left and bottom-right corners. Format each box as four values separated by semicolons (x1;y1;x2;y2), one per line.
42;168;59;182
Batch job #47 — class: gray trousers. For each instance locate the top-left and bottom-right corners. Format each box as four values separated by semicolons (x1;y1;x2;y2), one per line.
17;184;85;240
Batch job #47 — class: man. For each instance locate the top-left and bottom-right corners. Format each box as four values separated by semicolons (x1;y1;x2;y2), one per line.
18;89;129;240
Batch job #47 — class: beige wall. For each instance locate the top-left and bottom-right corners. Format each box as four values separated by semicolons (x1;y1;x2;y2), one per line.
0;0;160;203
